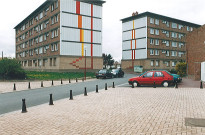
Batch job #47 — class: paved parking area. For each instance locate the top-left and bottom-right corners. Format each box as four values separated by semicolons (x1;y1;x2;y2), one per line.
1;87;205;135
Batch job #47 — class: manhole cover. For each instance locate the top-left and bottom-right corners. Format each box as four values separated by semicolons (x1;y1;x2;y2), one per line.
185;118;205;127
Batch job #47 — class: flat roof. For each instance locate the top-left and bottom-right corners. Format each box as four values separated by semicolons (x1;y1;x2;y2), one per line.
14;0;105;29
121;11;201;28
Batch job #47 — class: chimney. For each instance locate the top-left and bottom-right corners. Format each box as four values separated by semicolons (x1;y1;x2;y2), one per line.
132;11;138;16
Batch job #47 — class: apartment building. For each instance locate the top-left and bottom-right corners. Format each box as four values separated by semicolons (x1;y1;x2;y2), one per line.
14;0;105;72
186;25;205;80
121;11;201;72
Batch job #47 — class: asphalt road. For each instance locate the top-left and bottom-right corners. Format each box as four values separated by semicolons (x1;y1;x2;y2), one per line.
0;74;135;115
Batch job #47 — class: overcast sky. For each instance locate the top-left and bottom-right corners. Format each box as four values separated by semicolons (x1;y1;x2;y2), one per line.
0;0;205;61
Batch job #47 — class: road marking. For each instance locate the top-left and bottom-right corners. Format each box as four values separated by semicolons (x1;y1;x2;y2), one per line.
116;83;128;87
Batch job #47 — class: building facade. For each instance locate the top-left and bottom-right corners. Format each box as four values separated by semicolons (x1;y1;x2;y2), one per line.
14;0;105;72
121;12;200;72
186;25;205;80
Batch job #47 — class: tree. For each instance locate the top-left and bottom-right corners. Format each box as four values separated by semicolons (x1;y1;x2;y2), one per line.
0;58;26;80
175;62;187;77
102;54;114;69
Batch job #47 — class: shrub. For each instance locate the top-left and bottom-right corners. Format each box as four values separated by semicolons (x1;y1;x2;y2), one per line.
169;68;177;74
175;62;187;77
0;58;26;80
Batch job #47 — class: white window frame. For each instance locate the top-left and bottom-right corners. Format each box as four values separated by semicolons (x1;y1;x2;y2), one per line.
156;60;159;67
172;61;177;67
150;18;154;24
155;29;159;35
155;50;159;55
150;49;154;55
155;39;159;45
166;51;169;56
151;60;154;67
150;28;154;35
150;39;154;45
171;42;177;47
155;19;159;25
171;51;177;57
172;22;177;29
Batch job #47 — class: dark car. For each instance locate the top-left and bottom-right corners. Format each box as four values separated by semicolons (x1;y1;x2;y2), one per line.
165;71;182;83
128;70;174;87
96;69;113;79
111;68;124;78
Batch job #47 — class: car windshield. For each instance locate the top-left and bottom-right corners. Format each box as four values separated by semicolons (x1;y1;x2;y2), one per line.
99;70;107;74
112;69;118;73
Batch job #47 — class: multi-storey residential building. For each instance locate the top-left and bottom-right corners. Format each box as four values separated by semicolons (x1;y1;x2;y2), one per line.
14;0;105;72
121;11;200;72
186;25;205;80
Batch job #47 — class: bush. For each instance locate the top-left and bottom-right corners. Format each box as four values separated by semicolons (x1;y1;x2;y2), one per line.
175;62;187;77
169;68;177;74
0;58;26;80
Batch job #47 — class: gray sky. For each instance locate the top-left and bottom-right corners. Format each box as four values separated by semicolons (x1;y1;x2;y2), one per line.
0;0;205;61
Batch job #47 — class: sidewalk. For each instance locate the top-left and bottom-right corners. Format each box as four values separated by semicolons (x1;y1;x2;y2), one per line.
1;87;205;134
0;78;95;94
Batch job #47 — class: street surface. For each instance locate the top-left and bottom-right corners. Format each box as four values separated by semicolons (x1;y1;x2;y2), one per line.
0;74;135;115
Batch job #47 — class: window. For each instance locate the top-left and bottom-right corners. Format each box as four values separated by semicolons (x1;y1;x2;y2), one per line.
39;47;43;54
144;72;154;77
51;4;54;11
179;42;184;48
39;35;43;43
172;61;177;67
38;59;42;67
155;61;159;67
150;49;154;55
164;61;170;67
166;32;169;37
187;26;190;31
55;29;58;37
35;48;38;54
171;51;177;56
39;12;43;19
35;37;38;43
50;58;52;66
55;44;58;51
51;17;54;25
162;50;166;54
55;14;58;22
150;39;154;45
155;50;159;55
51;44;54;51
166;51;169;56
171;42;177;47
150;18;154;24
150;60;154;67
155;19;159;25
162;20;169;27
166;41;169;46
162;40;166;44
178;52;184;57
155;39;159;45
178;33;184;39
178;24;183;30
51;30;54;38
39;23;43;31
155;29;159;35
53;58;57;66
150;28;154;34
155;72;164;77
35;15;38;21
190;27;193;31
55;1;58;9
171;32;177;38
172;22;177;28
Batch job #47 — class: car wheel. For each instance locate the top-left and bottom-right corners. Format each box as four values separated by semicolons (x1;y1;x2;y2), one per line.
162;81;169;87
133;81;139;87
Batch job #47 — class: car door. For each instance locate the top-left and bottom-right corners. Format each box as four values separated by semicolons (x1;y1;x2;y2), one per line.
154;71;165;85
139;71;154;85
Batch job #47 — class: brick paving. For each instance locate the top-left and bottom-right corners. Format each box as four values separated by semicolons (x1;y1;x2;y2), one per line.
1;87;205;134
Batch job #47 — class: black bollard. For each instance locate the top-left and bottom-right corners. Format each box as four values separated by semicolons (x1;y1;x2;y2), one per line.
22;99;27;113
13;83;16;91
76;78;78;82
153;81;156;88
96;85;98;93
175;81;178;89
112;82;115;88
41;81;43;87
49;94;54;105
70;90;73;100
28;82;31;89
69;78;71;83
52;80;54;86
84;87;87;96
105;83;108;90
200;81;203;89
132;83;134;88
61;79;63;84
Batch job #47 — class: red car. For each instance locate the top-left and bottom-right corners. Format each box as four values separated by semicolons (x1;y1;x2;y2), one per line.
128;71;173;87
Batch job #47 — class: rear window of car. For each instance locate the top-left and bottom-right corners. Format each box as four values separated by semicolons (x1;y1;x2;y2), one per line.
144;72;153;77
154;72;164;77
99;70;106;74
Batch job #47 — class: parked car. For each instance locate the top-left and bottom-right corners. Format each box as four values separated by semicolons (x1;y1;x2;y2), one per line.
128;70;174;87
96;69;113;79
165;71;182;83
111;68;124;78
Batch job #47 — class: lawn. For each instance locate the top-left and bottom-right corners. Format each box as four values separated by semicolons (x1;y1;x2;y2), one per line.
26;71;95;80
